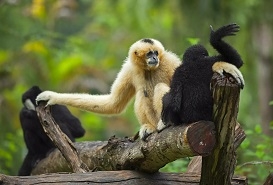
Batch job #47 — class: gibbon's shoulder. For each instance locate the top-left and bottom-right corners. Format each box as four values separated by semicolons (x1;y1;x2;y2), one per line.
161;50;181;65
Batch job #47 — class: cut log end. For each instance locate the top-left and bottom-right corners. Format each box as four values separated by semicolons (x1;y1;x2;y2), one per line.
187;121;216;155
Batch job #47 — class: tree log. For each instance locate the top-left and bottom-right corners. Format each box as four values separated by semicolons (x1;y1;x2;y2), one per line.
0;171;247;185
187;122;246;173
36;101;89;173
31;121;216;175
200;73;242;185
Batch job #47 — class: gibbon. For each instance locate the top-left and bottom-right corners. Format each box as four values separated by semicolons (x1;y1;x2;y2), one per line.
19;86;85;175
36;38;244;140
160;23;244;129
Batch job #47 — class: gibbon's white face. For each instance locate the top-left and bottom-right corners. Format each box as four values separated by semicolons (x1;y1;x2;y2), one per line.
129;38;165;70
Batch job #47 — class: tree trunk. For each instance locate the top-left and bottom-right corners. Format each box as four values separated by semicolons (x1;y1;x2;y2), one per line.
200;73;242;185
187;122;246;173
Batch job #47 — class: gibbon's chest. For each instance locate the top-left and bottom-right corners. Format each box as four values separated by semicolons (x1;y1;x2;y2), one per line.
133;70;168;98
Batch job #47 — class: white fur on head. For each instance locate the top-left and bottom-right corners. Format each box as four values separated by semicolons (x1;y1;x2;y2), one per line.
128;38;165;70
128;38;165;56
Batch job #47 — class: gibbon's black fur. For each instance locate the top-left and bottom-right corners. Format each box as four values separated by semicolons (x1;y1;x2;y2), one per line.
161;23;243;125
18;86;85;176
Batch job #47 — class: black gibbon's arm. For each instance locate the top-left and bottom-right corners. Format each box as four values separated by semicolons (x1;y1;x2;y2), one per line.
210;23;243;68
36;62;136;114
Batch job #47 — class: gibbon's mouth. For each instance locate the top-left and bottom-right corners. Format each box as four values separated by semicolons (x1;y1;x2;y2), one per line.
147;57;159;67
146;50;159;68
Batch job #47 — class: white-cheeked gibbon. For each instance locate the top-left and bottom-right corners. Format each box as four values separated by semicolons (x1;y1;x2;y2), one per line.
36;38;244;140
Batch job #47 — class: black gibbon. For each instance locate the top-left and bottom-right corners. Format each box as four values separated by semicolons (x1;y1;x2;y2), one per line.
36;38;244;140
18;86;85;176
161;23;244;127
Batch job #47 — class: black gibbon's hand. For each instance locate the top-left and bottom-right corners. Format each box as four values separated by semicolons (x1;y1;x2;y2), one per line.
210;23;240;43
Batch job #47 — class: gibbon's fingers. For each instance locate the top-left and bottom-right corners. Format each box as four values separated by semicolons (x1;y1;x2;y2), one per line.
222;64;244;88
36;91;58;105
213;62;245;89
224;23;240;31
220;23;240;34
139;124;156;141
223;68;245;89
211;23;240;40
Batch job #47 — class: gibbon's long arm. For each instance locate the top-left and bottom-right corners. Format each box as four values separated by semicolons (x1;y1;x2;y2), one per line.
209;23;245;87
210;23;243;68
36;63;136;114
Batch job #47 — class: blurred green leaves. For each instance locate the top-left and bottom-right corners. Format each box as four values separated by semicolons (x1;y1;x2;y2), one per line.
0;1;272;184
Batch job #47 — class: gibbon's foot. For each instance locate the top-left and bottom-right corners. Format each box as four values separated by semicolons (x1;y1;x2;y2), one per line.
212;62;245;89
36;91;58;106
139;124;156;141
129;131;140;142
157;119;169;132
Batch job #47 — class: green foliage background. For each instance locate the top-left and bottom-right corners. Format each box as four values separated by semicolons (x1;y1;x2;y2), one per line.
0;0;272;184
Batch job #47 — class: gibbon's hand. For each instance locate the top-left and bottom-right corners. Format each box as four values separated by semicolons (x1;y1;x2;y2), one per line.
212;62;245;89
36;91;58;106
210;23;240;42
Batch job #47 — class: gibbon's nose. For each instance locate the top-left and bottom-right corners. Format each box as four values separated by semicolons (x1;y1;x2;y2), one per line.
148;57;158;65
147;53;159;66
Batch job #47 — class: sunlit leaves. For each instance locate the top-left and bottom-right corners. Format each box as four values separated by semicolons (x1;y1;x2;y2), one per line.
30;0;46;20
22;40;48;56
186;38;200;45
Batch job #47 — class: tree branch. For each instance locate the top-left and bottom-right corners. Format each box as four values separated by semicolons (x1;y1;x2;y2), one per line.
31;120;216;175
0;171;247;185
36;101;89;173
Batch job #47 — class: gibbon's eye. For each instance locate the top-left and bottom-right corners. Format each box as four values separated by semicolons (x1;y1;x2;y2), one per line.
146;51;153;57
146;50;158;58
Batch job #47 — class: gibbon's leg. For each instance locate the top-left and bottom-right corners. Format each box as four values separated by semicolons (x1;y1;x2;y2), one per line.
212;62;245;87
135;91;158;140
153;83;170;119
153;83;170;131
135;83;170;140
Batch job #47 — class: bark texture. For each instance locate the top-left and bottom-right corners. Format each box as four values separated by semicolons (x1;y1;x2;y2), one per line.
36;101;89;173
0;171;247;185
31;121;216;175
187;122;246;173
200;73;242;185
